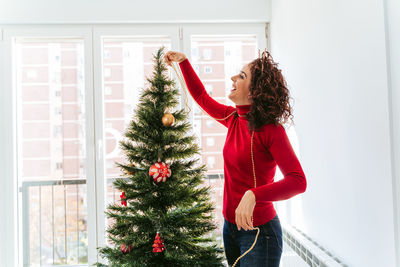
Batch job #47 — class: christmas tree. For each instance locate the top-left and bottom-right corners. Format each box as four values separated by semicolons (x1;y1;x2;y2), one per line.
94;47;225;267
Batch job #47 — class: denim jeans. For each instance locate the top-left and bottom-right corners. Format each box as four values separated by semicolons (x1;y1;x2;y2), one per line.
222;214;283;267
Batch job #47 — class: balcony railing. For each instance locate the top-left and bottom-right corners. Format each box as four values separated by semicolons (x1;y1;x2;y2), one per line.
19;179;88;266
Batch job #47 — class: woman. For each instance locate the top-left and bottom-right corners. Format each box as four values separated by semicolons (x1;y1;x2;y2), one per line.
164;49;307;267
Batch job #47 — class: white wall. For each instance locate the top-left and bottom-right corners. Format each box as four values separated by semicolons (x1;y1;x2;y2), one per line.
0;0;270;24
269;0;399;266
384;0;400;265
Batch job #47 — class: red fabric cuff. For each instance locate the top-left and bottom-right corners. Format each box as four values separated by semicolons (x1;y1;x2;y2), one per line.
249;188;261;202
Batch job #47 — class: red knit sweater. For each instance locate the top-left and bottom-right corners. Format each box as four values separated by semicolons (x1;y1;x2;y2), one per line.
179;58;307;227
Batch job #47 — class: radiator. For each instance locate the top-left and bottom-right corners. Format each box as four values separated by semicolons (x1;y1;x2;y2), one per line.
282;223;348;267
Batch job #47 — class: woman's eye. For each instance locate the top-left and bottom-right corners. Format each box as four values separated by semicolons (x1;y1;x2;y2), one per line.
239;74;243;79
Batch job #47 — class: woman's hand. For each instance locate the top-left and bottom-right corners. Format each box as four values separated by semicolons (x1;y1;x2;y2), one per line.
164;51;187;66
235;190;256;231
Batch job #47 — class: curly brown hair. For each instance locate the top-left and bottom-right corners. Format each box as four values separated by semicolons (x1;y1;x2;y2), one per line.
241;49;294;131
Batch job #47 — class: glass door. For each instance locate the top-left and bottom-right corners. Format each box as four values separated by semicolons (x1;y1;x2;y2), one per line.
3;26;97;266
92;25;180;265
182;23;267;246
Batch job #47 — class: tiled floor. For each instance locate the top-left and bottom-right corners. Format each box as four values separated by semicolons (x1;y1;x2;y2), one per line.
222;240;309;267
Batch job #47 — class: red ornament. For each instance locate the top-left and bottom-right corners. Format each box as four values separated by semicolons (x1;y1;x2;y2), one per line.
120;191;127;206
152;232;165;253
149;162;171;183
121;242;133;253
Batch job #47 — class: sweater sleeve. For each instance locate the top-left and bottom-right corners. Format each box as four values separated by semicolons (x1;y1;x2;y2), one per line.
249;124;307;202
178;58;235;127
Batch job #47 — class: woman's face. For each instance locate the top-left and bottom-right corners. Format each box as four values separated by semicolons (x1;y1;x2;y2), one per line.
229;63;252;105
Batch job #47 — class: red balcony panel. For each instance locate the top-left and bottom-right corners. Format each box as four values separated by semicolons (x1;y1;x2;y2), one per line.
23;159;50;177
23;140;49;158
61;68;78;84
22;86;49;101
22;104;50;120
22;47;48;65
22;122;50;139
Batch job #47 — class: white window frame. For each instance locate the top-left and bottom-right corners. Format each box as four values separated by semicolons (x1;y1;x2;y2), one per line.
1;25;96;267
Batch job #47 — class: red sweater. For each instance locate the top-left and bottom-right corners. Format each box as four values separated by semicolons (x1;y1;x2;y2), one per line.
179;58;307;227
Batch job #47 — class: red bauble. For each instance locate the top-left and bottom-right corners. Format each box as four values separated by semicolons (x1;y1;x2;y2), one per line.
121;242;133;253
120;191;127;206
149;162;171;183
152;232;165;253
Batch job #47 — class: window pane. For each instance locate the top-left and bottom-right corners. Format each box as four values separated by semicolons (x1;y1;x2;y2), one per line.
16;39;88;265
190;34;258;245
101;37;172;238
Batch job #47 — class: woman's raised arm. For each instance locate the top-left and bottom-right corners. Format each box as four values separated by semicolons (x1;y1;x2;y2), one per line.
178;58;236;127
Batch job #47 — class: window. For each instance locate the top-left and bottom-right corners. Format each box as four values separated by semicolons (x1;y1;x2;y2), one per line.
206;137;215;146
204;66;212;73
104;86;112;95
101;37;172;243
104;50;110;59
203;48;212;60
27;69;37;79
2;25;266;266
194;104;202;116
55;107;62;115
123;50;130;58
207;156;216;168
206;120;214;128
104;67;111;77
194;65;200;74
15;39;88;265
205;84;213;96
53;125;62;136
192;47;199;57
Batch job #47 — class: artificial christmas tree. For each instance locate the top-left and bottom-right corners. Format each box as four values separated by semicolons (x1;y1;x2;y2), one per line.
93;47;224;267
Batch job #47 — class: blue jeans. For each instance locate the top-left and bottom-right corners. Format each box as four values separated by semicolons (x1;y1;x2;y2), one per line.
222;214;283;267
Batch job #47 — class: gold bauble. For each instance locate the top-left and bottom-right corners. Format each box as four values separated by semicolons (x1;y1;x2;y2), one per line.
162;113;175;126
125;163;134;175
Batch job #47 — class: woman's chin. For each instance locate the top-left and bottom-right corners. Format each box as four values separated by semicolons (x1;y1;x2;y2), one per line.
228;98;239;105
